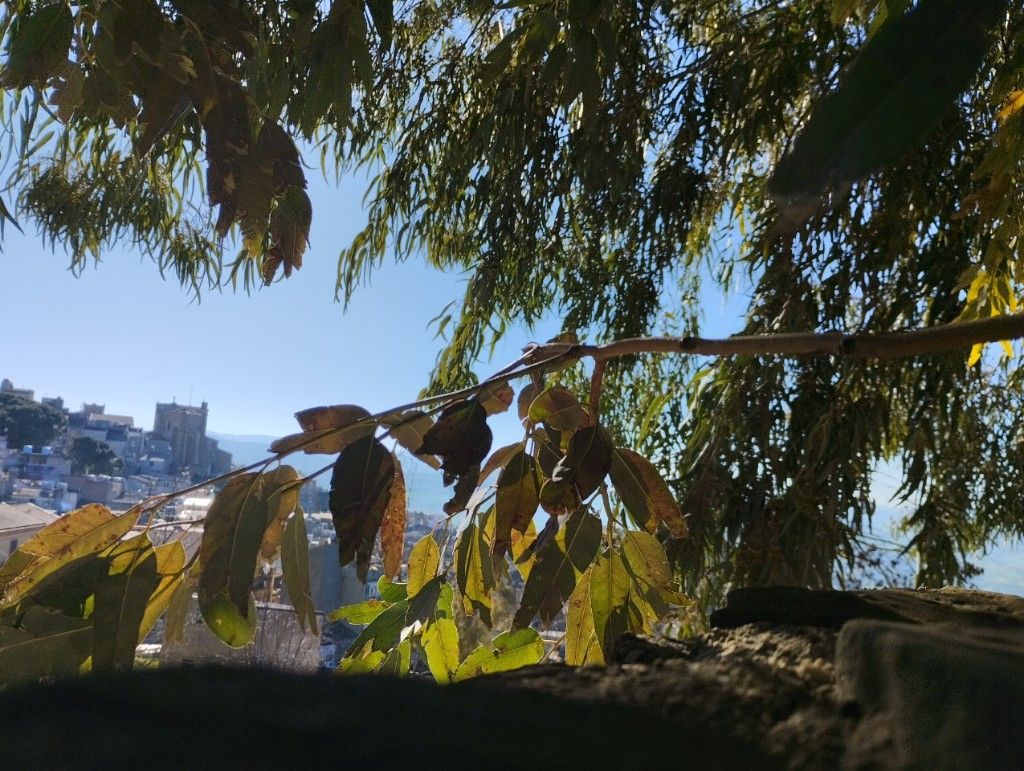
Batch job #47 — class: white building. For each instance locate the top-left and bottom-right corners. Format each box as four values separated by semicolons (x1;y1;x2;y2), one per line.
0;502;59;563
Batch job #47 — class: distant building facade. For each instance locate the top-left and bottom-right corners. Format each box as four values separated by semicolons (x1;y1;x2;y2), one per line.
0;502;58;562
154;401;209;473
0;378;34;402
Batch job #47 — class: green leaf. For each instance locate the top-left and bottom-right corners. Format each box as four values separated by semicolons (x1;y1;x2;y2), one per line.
377;575;408;603
407;534;440;597
366;0;394;48
0;607;92;687
589;551;631;654
406;574;445;625
329;598;390;625
620;531;673;591
565;564;603;667
379;637;412;677
454;520;494;625
344;598;411;657
609;448;688;538
553;425;613;499
422;616;460;683
337;644;386;674
768;0;1008;224
2;504;140;608
281;509;318;634
528;386;586;431
1;2;73;88
510;519;538;581
137;541;186;644
494;450;540;561
452;628;545;682
329;437;395;581
416;399;492;479
198;467;299;647
512;508;602;628
92;534;160;673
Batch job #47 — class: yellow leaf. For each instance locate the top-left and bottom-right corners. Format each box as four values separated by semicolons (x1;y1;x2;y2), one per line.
997;90;1024;123
968;342;984;367
1000;339;1013;358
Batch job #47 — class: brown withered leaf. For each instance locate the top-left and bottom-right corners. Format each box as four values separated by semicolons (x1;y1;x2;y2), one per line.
477;381;514;415
379;459;407;580
380;410;441;469
270;404;375;455
416;399;492;480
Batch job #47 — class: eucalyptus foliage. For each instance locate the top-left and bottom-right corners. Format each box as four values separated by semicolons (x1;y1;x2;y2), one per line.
1;0;1024;679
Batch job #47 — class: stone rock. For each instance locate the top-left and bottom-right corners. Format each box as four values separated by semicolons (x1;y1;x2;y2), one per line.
836;620;1024;769
710;586;1024;631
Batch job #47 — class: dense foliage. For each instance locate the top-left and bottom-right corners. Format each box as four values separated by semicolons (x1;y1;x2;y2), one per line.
2;0;1024;682
68;436;123;476
0;393;66;448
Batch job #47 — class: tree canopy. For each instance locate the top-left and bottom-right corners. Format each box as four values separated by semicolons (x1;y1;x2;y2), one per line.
0;393;66;448
2;0;1024;609
68;436;123;476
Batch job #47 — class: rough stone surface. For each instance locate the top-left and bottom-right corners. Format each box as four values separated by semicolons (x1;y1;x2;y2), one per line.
837;620;1024;769
3;587;1023;768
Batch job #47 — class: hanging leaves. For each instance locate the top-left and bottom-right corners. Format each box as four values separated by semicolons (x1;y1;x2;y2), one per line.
454;519;494;625
768;0;1008;225
270;404;375;455
198;468;299;647
379;460;407;580
552;425;613;500
137;541;187;645
512;508;602;629
493;449;541;562
381;410;441;469
452;628;545;681
477;381;515;415
329;436;396;581
589;551;631;654
0;607;92;688
422;616;460;683
0;1;73;88
416;399;492;479
1;504;139;608
528;386;587;431
565;565;603;667
406;535;440;597
328;599;389;624
92;534;160;673
609;447;688;538
343;598;410;657
281;509;318;634
478;442;523;486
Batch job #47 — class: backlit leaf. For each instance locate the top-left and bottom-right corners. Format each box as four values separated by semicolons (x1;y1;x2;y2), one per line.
528;386;586;431
377;575;408;603
137;541;186;644
477;381;514;415
478;442;522;486
329;437;395;581
344;598;411;656
553;425;613;500
271;404;375;455
407;535;440;596
454;520;493;625
610;448;688;538
379;459;407;579
257;466;303;560
494;450;540;562
329;599;389;625
92;534;160;673
281;508;318;634
379;637;412;676
0;607;92;687
452;628;545;682
422;616;460;683
1;2;73;88
512;508;602;629
565;565;603;667
381;410;441;469
406;574;444;625
510;519;538;581
590;551;631;654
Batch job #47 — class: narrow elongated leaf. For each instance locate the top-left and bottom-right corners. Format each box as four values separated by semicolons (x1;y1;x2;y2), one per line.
454;521;493;625
510;519;538;581
610;448;688;538
406;575;444;625
329;599;389;624
257;466;302;560
621;531;673;590
330;437;395;581
137;541;186;644
768;0;1008;223
344;598;410;657
553;426;613;499
2;504;139;607
407;534;440;596
0;607;92;687
517;382;539;421
338;646;386;674
377;575;408;603
92;534;160;673
528;386;586;431
453;628;545;681
199;468;299;647
422;616;460;683
494;450;540;561
281;509;318;634
565;565;603;667
512;508;602;628
590;552;631;654
379;459;407;579
163;573;192;645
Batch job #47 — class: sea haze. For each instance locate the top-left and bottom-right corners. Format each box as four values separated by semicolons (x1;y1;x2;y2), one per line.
208;432;451;514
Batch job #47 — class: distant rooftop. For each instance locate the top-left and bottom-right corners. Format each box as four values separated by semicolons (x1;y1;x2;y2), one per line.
0;502;59;533
88;413;134;427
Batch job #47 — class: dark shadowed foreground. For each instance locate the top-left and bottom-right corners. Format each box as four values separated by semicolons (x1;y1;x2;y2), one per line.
3;587;1023;769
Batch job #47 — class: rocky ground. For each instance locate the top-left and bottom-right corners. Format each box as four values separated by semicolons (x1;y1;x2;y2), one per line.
2;587;1022;768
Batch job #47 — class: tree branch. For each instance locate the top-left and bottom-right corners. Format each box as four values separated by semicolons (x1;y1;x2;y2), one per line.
523;312;1024;367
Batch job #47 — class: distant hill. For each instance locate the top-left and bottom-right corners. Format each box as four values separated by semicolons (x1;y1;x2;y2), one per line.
208;432;451;514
